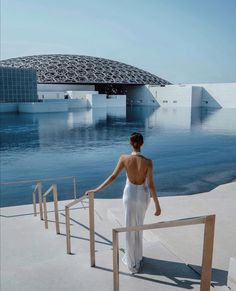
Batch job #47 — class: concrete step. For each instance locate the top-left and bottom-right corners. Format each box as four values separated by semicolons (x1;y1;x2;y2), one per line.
1;196;232;291
106;205;229;289
1;201;203;291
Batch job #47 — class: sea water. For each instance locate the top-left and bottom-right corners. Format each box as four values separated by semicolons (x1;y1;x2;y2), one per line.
1;106;236;207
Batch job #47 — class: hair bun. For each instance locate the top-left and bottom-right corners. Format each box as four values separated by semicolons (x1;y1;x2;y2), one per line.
130;132;144;149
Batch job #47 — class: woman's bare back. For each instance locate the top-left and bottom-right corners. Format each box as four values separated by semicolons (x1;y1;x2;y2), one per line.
123;154;151;185
85;131;161;217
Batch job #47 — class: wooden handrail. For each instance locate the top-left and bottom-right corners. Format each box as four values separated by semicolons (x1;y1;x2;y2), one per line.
114;216;206;233
65;194;87;208
65;193;95;267
32;182;43;220
43;184;60;234
200;215;215;290
43;185;54;197
112;214;215;291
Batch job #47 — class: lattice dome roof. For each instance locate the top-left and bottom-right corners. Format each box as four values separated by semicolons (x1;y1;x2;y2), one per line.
0;54;170;85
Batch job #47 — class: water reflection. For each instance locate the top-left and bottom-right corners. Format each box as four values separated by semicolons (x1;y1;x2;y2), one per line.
1;106;236;207
66;107;127;128
0;114;40;151
198;108;236;134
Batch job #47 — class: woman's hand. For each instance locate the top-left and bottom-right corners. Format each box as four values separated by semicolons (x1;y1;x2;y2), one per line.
154;203;161;216
154;208;161;216
85;189;97;196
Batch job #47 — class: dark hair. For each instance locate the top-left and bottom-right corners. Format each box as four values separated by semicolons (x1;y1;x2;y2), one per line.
130;132;144;148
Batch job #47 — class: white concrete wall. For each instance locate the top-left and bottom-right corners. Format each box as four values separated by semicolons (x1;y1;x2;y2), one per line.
38;91;126;108
197;83;236;108
18;102;68;113
106;95;126;107
126;85;201;107
38;92;65;100
0;94;126;114
86;94;126;108
0;103;18;113
147;83;236;108
149;85;197;107
126;85;159;106
67;91;98;99
191;86;202;107
37;84;95;92
67;99;88;109
86;94;107;108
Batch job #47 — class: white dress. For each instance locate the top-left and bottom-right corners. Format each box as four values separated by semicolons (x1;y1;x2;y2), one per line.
122;152;150;273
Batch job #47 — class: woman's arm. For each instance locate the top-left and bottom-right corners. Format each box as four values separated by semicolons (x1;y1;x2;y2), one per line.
85;155;125;195
146;160;161;216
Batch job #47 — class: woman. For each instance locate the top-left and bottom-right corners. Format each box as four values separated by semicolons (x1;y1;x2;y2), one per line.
86;132;161;273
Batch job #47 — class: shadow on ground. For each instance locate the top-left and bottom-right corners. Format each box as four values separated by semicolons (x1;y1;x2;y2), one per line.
60;214;228;289
95;256;228;290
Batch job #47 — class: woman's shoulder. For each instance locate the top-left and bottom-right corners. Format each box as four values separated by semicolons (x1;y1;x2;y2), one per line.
140;154;152;162
140;155;153;168
119;153;152;163
119;154;129;160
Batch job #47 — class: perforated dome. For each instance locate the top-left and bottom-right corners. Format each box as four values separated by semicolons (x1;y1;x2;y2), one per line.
0;54;170;85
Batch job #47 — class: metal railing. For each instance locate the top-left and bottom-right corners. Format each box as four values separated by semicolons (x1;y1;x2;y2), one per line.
32;182;43;220
65;192;95;267
43;184;60;234
112;215;215;291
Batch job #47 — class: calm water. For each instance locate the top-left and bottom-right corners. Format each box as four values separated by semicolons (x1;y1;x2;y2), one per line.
1;106;236;207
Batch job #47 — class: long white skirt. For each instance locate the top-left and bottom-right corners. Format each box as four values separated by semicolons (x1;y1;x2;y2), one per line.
122;178;150;273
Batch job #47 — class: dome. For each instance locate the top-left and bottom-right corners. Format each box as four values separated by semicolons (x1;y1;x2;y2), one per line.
0;54;170;85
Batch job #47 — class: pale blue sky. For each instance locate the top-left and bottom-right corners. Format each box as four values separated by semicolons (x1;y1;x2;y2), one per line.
1;0;236;83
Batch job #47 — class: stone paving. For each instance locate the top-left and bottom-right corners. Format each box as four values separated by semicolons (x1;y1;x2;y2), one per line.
1;182;236;291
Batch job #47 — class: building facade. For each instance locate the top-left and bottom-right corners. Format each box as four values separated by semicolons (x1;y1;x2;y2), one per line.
126;83;236;108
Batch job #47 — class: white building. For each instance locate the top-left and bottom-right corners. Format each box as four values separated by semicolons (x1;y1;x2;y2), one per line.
126;83;236;108
1;54;236;112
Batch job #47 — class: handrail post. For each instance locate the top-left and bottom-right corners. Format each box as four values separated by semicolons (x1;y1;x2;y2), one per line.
65;206;71;254
33;191;37;216
73;177;76;199
89;192;95;267
38;182;43;220
53;184;60;234
42;184;60;233
112;229;119;291
64;193;96;264
32;182;43;219
112;215;215;291
200;215;215;291
43;195;48;229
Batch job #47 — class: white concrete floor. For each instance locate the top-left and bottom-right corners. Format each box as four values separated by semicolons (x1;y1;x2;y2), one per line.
1;182;236;291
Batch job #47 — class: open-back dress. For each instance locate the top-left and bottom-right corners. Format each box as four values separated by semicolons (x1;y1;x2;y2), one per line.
122;152;150;273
